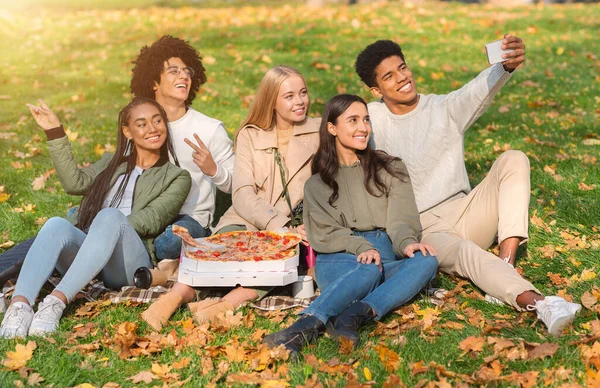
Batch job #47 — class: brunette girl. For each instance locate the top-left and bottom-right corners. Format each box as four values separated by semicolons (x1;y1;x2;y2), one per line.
0;98;190;338
264;94;438;356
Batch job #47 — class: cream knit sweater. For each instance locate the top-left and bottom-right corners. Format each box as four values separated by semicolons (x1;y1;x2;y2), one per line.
368;63;512;213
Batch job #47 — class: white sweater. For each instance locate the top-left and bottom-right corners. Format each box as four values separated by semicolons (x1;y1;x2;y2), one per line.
368;63;512;213
169;108;234;226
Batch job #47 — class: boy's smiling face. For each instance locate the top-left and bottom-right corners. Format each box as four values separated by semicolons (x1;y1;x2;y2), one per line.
370;55;419;113
153;57;192;104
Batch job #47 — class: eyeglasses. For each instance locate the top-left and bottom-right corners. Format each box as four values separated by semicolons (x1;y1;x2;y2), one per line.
163;65;195;78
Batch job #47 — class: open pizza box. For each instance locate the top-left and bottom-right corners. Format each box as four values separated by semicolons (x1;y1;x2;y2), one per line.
177;232;300;287
179;238;299;272
178;267;299;287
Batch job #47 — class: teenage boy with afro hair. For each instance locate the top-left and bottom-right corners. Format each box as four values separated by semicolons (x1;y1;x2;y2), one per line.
355;35;581;336
130;35;234;261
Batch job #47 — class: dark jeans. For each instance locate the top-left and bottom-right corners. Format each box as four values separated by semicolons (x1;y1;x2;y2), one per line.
300;230;438;323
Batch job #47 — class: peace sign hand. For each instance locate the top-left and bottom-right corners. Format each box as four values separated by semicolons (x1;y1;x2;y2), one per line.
26;99;61;131
184;133;217;177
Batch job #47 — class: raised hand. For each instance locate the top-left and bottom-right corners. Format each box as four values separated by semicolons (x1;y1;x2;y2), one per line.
403;243;437;258
184;133;217;177
501;34;526;72
26;99;61;131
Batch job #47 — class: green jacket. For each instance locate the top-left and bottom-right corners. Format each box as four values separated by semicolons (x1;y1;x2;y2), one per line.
47;133;191;262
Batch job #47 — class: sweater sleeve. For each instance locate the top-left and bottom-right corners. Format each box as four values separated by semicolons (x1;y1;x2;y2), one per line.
386;160;422;257
446;63;512;135
232;128;290;230
46;131;110;196
304;179;374;256
207;122;234;194
126;169;192;237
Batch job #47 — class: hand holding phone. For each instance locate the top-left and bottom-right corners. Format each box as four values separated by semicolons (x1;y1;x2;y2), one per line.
485;39;516;65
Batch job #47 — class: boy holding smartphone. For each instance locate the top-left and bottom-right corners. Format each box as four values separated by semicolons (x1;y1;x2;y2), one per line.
355;34;581;336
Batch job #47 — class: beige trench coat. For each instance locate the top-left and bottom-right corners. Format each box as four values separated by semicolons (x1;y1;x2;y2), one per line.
215;117;321;231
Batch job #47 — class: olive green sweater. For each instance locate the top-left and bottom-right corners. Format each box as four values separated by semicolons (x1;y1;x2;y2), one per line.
304;159;421;258
47;128;191;261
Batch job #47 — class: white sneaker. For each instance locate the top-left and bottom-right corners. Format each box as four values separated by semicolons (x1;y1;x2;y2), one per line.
0;302;34;338
28;295;66;337
529;296;582;336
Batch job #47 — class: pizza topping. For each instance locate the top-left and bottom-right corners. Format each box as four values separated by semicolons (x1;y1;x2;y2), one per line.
188;230;302;262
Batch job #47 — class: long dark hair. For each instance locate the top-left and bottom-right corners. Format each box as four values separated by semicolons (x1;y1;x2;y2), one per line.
77;98;178;231
312;94;407;205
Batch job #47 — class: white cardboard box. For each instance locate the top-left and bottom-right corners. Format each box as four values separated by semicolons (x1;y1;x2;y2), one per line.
178;267;298;287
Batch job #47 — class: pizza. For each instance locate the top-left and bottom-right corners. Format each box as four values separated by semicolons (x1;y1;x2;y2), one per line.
177;228;302;262
172;225;204;248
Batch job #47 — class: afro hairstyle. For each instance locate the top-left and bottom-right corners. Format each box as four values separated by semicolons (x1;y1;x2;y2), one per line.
130;35;207;107
355;40;405;88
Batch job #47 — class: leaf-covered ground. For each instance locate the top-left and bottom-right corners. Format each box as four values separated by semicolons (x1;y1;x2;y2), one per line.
0;1;599;386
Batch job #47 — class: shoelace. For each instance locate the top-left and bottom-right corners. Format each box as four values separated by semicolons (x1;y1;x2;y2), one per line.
6;306;26;323
525;299;561;323
35;300;63;322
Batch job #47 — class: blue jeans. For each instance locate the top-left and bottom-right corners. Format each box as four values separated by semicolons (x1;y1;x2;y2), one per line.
300;230;438;324
154;215;211;260
13;208;152;304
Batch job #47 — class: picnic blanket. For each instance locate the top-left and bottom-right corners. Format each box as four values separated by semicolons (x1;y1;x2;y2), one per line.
1;276;317;312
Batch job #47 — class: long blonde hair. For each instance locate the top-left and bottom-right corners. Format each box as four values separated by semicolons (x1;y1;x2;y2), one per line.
234;65;310;146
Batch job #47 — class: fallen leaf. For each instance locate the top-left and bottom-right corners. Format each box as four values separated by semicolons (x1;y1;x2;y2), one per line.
2;341;37;370
171;357;191;369
459;336;485;354
376;344;400;372
94;144;106;156
26;372;44;386
338;337;354;355
527;342;560;360
582;291;598;309
411;360;429;375
31;169;55;191
0;241;15;249
128;371;156;384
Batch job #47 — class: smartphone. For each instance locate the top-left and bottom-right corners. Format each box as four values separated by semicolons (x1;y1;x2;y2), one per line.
485;39;515;65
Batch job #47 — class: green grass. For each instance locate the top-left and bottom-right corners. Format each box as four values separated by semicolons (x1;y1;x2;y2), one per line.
1;0;599;386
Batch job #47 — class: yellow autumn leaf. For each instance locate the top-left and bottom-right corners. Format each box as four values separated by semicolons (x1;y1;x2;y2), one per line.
151;362;172;377
430;71;445;80
94;143;106;156
0;241;15;249
2;341;37;370
580;269;597;281
364;366;372;380
261;380;290;388
556;47;565;55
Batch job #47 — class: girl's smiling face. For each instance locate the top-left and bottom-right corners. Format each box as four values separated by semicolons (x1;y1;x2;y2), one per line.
328;101;371;161
274;75;309;128
122;102;167;153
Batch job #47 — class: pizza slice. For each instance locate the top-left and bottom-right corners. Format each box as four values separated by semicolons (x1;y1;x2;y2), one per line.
172;225;203;248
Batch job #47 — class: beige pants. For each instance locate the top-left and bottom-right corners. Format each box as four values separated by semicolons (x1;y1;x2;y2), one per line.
421;151;540;310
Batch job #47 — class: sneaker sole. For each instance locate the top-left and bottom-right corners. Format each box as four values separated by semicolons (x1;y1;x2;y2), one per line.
548;314;575;336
